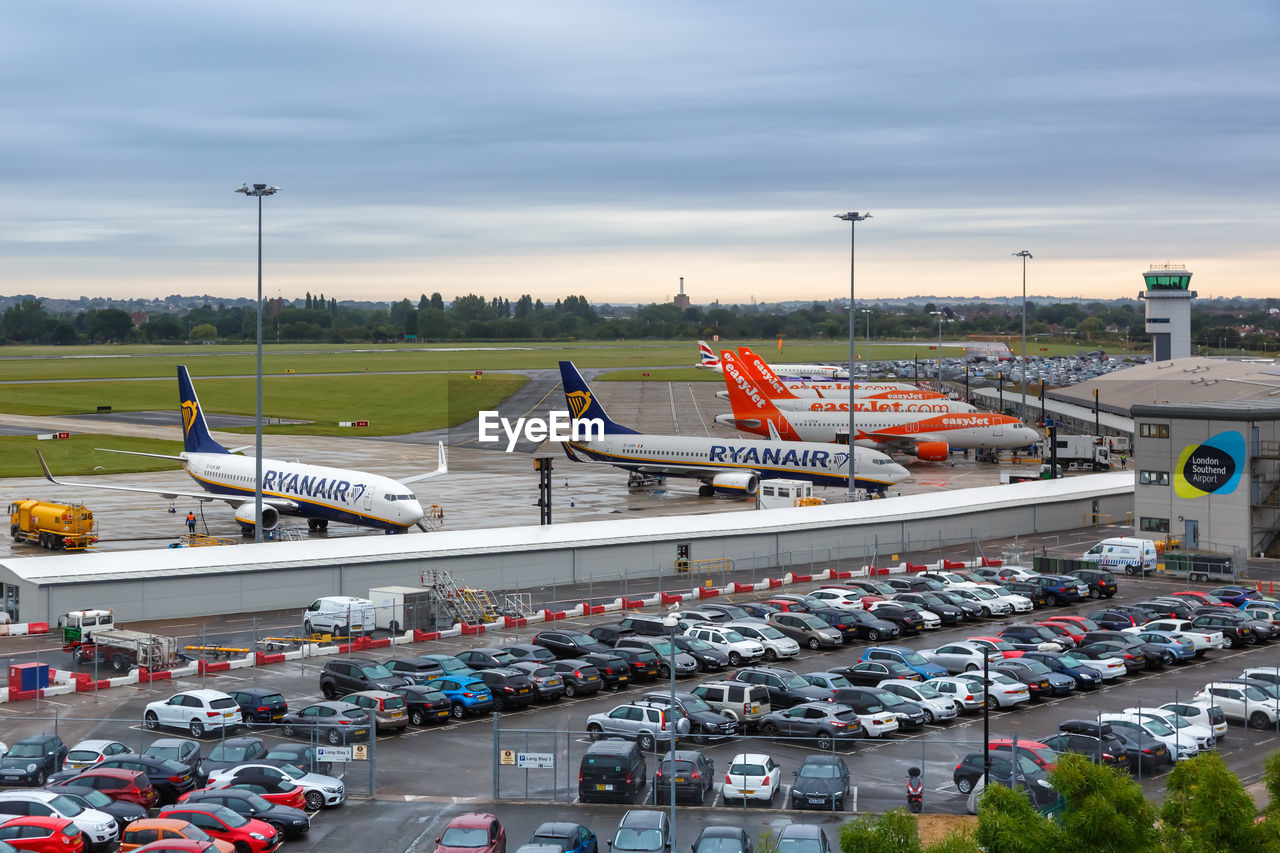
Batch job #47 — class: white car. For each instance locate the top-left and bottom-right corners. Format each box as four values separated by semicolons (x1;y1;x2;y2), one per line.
980;585;1034;613
722;752;781;804
0;791;118;849
143;689;242;737
722;621;800;661
919;642;1002;674
683;625;765;666
1124;707;1216;753
956;671;1031;709
949;586;1013;617
1058;651;1125;681
1195;682;1280;729
1158;701;1229;739
929;676;986;713
806;588;868;611
920;571;981;589
876;679;959;723
65;739;133;771
1100;713;1199;761
1130;620;1223;655
206;761;346;809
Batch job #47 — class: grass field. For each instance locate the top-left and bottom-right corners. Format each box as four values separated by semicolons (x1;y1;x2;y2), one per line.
1;434;186;478
597;368;720;382
0;373;527;437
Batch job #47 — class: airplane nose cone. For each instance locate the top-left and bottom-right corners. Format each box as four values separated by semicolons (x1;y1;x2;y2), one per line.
405;500;425;525
891;462;911;483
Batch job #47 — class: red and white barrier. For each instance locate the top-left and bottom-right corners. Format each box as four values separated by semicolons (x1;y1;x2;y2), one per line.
0;622;50;637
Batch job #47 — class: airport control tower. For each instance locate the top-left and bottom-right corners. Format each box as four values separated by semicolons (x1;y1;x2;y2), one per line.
1140;263;1195;361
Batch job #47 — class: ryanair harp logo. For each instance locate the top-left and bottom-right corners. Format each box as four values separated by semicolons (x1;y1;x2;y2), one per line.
181;400;199;436
566;390;593;420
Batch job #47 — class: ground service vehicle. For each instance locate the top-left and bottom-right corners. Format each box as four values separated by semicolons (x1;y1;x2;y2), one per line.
1051;435;1111;470
58;611;180;674
1081;537;1158;576
9;500;97;551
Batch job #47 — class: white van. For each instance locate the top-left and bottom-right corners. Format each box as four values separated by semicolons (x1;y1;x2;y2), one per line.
302;595;376;636
1081;537;1157;576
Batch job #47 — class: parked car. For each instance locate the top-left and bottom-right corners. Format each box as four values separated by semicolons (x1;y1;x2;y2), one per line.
143;691;241;739
140;740;204;786
436;813;506;853
875;679;960;723
860;646;947;680
992;659;1070;698
1194;682;1280;729
341;690;410;731
789;755;851;811
0;737;68;787
668;635;729;672
824;690;900;738
201;738;268;779
766;613;842;650
155;804;280;853
894;593;965;625
682;626;764;666
863;602;927;634
955;672;1031;709
986;739;1059;773
610;811;669;853
1188;612;1258;648
0;792;118;852
757;702;865;748
720;622;799;662
730;667;830;708
502;644;557;665
203;772;307;811
577;742;646;804
1122;707;1216;754
800;672;853;696
545;660;603;698
118;819;233;853
635;692;739;743
1067;568;1118;599
527;822;597;853
205;763;344;811
260;744;324;775
278;701;372;744
614;638;698;679
928;676;986;713
688;681;771;728
531;631;612;659
585;703;688;751
610;648;661;683
1019;651;1104;689
431;677;495;719
472;668;537;711
505;663;566;702
999;624;1070;652
455;648;520;671
383;657;445;684
653;750;714;805
1040;720;1130;770
919;642;1001;674
809;607;899;643
1026;575;1087;606
64;742;132;773
836;660;921;686
54;755;194;807
44;787;145;835
830;687;926;730
318;658;407;698
721;754;781;805
953;751;1044;794
1159;701;1228;739
50;769;156;809
176;789;309;840
773;824;832;853
224;690;287;728
998;580;1048;608
691;827;750;853
0;816;83;853
394;685;452;725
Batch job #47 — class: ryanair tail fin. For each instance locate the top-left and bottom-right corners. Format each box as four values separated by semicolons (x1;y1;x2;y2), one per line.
696;340;721;370
177;366;230;454
558;362;638;435
736;347;800;400
719;351;802;440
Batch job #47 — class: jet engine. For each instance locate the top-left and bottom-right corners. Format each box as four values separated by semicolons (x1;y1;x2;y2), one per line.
711;472;760;497
910;441;950;462
234;503;279;531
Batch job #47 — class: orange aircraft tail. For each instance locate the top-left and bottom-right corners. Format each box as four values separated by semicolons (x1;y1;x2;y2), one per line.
720;351;802;440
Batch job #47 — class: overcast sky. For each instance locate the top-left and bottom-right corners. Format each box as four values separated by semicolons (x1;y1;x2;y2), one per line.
3;1;1278;305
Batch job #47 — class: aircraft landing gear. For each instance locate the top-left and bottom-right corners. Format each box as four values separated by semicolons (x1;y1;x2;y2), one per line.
698;484;715;497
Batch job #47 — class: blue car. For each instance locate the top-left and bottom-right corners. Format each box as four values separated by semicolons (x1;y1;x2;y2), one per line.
1020;651;1103;689
528;822;598;853
432;675;494;718
1209;587;1261;608
861;645;948;680
1125;629;1196;661
420;654;479;681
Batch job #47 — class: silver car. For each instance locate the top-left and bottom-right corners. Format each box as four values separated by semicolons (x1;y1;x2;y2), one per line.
615;637;699;678
585;703;690;751
919;642;1002;674
767;613;843;650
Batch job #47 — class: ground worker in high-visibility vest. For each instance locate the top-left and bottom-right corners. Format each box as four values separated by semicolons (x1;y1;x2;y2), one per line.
186;511;196;533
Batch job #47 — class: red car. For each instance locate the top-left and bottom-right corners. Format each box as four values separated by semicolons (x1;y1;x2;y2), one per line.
1036;621;1085;644
134;843;227;853
57;768;158;808
987;738;1059;772
182;777;306;812
1172;591;1233;608
1044;615;1102;633
157;806;280;853
762;598;811;613
436;813;506;853
965;636;1024;658
0;817;83;853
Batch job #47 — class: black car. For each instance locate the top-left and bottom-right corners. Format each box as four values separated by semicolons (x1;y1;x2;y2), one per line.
1000;624;1071;651
789;754;851;811
474;667;536;710
1067;568;1118;599
1088;609;1139;630
1019;651;1103;689
864;603;923;635
806;608;859;643
835;660;921;686
454;648;520;670
319;657;408;698
992;660;1063;698
1027;574;1085;605
736;602;779;619
898;592;966;624
1136;598;1194;620
532;630;614;659
75;754;194;805
831;686;927;730
201;736;269;777
383;657;446;684
1108;729;1173;776
588;624;635;647
998;580;1048;608
0;735;67;786
934;590;985;620
1189;611;1265;647
884;577;944;593
669;635;729;672
546;659;605;697
636;691;738;743
262;743;326;774
953;751;1043;794
611;647;660;682
696;603;752;622
181;787;311;839
1110;603;1164;623
580;651;632;690
1081;632;1171;668
507;661;567;701
142;738;205;785
226;688;288;727
529;822;599;853
730;666;830;708
691;827;752;853
1042;720;1131;769
828;608;900;642
1075;642;1145;674
45;785;147;832
394;685;453;724
503;643;558;664
653;750;715;804
578;740;646;804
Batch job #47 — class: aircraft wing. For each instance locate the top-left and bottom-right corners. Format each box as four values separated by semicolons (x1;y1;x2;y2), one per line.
399;442;448;485
37;451;300;510
559;444;744;482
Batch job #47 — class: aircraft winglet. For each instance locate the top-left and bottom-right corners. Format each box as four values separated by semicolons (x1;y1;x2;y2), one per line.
402;442;448;485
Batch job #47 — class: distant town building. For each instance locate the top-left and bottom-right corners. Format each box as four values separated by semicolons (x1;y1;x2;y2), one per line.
673;277;691;311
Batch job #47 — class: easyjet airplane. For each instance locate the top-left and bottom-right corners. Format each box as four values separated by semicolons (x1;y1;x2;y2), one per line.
557;361;909;495
717;351;1039;461
728;347;977;414
39;365;447;534
696;340;848;379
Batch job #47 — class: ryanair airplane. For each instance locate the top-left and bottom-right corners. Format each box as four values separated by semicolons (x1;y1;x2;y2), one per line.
38;366;446;535
558;361;909;496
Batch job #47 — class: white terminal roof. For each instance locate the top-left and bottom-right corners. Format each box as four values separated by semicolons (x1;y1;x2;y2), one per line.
0;472;1135;586
1053;356;1280;414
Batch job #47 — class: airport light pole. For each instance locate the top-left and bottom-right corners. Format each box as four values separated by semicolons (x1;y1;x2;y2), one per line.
662;613;680;843
860;308;872;364
930;311;944;390
835;212;871;500
236;182;280;544
1013;251;1033;424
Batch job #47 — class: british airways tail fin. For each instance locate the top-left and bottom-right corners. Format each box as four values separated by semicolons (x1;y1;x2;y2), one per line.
177;366;230;454
558;362;638;435
736;347;799;399
696;341;721;370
